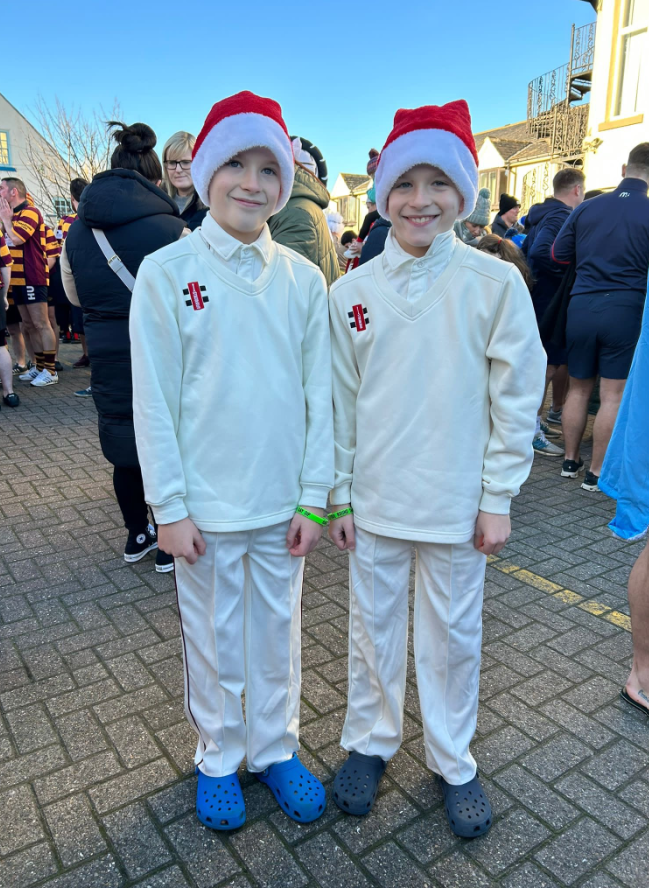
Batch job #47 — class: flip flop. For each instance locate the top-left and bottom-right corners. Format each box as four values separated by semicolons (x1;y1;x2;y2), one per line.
256;753;326;823
195;767;246;830
333;751;387;816
440;773;492;839
620;687;649;716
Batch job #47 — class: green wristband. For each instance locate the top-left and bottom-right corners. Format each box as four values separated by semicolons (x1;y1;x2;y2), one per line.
328;507;354;521
296;506;329;527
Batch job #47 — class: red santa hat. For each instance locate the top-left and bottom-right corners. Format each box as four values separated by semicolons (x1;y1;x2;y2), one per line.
374;100;479;221
192;91;295;211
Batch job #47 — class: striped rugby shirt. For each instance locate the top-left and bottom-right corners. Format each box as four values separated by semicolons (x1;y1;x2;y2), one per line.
0;234;12;268
5;201;48;289
56;213;77;241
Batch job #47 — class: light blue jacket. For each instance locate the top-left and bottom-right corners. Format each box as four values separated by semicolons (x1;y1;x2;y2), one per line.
599;287;649;539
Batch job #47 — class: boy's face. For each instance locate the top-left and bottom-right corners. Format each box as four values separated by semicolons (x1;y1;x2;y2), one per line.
388;165;462;257
208;147;281;243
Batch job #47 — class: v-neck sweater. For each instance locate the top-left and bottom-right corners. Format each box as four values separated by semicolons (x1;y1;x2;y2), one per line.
129;227;334;531
329;239;546;543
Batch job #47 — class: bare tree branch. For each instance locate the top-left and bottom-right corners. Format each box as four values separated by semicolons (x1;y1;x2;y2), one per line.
22;95;121;217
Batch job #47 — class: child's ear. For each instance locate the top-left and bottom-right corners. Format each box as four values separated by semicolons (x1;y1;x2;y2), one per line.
458;197;465;216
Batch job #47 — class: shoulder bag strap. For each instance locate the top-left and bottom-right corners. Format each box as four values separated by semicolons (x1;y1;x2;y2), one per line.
92;228;136;292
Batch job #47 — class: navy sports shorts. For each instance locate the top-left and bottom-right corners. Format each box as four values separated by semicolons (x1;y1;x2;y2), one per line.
11;284;48;306
566;290;646;380
6;303;21;325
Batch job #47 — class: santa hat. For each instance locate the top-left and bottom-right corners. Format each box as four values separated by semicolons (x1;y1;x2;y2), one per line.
374;100;479;221
192;91;295;211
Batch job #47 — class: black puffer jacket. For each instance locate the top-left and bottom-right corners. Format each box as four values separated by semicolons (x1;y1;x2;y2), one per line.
65;169;184;467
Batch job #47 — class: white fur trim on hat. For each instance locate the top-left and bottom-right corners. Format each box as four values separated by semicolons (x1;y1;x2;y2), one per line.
375;129;478;222
192;112;295;211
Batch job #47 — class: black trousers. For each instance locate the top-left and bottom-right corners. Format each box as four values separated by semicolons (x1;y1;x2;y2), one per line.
112;465;151;533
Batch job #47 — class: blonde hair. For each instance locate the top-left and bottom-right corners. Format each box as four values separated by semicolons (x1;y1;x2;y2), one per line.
162;131;196;198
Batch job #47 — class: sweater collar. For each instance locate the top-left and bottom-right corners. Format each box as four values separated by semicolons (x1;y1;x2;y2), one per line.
383;227;456;271
201;212;273;265
615;178;649;194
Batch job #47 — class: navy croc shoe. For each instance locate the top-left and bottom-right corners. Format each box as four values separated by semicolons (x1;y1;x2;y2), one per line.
333;751;387;815
196;767;246;830
440;773;492;838
256;753;326;823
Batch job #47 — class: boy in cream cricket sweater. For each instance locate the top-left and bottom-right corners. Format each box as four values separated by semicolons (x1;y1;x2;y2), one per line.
129;92;333;830
328;101;546;837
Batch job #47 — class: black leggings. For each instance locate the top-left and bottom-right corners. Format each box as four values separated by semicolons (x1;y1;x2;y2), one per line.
112;465;151;533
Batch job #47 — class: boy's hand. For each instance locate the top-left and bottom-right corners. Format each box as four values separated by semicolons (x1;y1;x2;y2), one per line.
473;511;511;556
286;506;324;557
328;504;355;551
158;517;206;564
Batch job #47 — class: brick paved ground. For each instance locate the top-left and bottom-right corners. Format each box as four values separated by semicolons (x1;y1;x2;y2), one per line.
1;343;647;888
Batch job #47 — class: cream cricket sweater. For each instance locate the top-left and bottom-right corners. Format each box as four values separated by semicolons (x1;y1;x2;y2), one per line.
329;236;546;543
129;225;334;531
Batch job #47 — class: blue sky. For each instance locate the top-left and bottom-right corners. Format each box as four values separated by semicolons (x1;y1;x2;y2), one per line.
6;1;595;187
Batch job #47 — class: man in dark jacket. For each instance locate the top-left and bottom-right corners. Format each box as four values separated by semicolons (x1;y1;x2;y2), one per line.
526;168;585;456
491;193;520;237
553;142;649;492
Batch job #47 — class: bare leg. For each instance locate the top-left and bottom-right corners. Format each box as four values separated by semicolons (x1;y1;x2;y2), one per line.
562;376;596;462
551;364;569;410
7;323;26;366
538;364;557;417
80;334;88;357
0;345;15;394
590;377;626;476
625;539;649;709
48;305;60;359
18;306;42;354
26;302;56;353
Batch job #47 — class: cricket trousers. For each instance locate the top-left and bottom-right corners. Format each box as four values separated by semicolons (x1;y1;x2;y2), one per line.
342;527;487;785
174;520;304;777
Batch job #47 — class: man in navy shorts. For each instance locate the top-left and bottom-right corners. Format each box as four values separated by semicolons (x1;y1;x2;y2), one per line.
552;143;649;492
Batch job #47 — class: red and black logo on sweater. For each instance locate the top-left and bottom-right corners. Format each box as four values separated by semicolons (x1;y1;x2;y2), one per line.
348;304;369;332
183;282;209;310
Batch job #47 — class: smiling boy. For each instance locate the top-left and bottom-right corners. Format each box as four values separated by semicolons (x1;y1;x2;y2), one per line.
327;101;545;837
129;92;333;830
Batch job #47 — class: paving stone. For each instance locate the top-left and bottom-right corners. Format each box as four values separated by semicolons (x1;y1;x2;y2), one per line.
605;835;649;887
465;807;550;875
89;757;177;813
539;699;615;749
133;867;192;888
103;801;172;879
166;812;240;886
34;750;123;804
387;749;440;809
500;861;562;888
55;708;107;760
0;784;45;855
510;670;573;706
332;788;419;853
471;726;535;775
431;849;496;887
397;808;457;864
0;743;69;790
363;841;433;887
534;817;621;885
230;821;309;887
147;778;196;823
5;703;57;754
562;676;621;714
106;714;161;768
30;855;122;888
0;842;58;888
155;721;196;773
487;693;559;742
556;773;646;838
43;794;106;866
296;832;372;887
521;735;592;782
618;779;649;817
581;740;649;790
494;765;578;830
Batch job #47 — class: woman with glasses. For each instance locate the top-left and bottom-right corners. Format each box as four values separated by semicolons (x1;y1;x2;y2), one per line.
162;132;207;231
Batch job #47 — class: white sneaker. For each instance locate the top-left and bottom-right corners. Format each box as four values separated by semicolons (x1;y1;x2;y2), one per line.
30;368;59;387
19;366;40;381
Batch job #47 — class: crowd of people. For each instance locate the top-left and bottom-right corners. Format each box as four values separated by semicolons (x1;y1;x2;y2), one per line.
0;90;647;842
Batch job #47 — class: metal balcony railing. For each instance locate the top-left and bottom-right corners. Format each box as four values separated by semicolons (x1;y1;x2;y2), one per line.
527;21;596;158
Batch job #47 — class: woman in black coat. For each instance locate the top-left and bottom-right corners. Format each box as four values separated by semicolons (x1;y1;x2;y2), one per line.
62;122;185;571
161;131;208;231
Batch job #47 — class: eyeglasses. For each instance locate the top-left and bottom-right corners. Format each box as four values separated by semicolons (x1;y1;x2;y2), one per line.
164;160;192;170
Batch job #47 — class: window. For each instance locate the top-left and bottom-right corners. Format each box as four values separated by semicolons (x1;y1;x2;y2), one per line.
0;131;10;166
338;196;357;227
615;0;648;117
53;197;72;219
479;169;507;209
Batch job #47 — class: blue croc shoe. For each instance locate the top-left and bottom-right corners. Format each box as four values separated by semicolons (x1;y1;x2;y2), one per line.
440;773;492;838
256;752;326;823
196;767;246;830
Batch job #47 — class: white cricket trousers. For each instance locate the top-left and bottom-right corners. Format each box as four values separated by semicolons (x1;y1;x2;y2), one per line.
342;527;487;785
174;521;303;777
